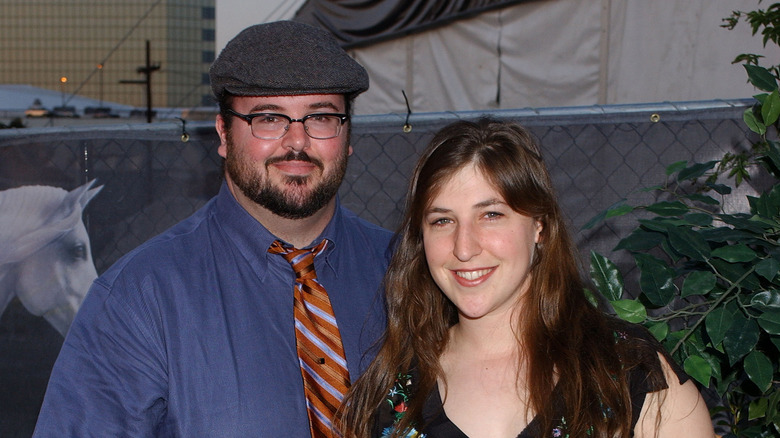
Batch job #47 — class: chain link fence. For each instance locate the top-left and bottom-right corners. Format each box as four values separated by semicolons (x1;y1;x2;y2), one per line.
0;99;762;273
0;99;763;435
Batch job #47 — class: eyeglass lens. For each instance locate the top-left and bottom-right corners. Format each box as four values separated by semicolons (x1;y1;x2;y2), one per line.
252;114;343;139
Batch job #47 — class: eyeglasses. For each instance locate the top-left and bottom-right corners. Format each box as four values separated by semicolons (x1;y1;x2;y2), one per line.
227;109;349;140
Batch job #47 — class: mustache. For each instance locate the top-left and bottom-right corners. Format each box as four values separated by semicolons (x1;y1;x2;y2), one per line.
266;151;323;169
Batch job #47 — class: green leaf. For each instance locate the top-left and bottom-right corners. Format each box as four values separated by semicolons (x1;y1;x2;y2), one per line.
745;64;779;91
767;388;780;424
721;213;770;233
677;161;718;182
683;355;713;386
583;288;600;308
662;330;685;360
752;290;780;310
698;350;722;383
711;259;763;290
745;107;768;135
645;201;690;216
639;184;664;193
683;193;720;206
762;140;780;176
763;89;780;125
700;227;753;243
711;244;758;263
637;218;676;233
665;160;687;175
647;321;669;341
682;212;714;226
614;229;664;251
706;304;737;346
681;271;716;297
756;258;780;281
610;299;647;323
582;200;631;230
705;182;732;195
750;397;768;421
666;226;712;261
634;253;676;307
744;350;773;392
750;186;780;219
605;204;634;219
723;316;760;366
758;311;780;335
589;252;624;302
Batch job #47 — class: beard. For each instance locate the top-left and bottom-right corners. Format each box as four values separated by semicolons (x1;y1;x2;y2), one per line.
223;134;348;220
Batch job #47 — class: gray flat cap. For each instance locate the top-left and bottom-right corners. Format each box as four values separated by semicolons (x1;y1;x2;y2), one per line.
210;21;368;100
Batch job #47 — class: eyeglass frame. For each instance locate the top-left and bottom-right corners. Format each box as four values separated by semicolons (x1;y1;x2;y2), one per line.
226;108;349;140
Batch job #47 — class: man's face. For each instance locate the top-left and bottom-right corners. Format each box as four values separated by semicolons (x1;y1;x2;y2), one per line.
216;94;352;219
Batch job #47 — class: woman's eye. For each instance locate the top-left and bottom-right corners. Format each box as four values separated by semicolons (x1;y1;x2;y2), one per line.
429;217;451;226
485;211;504;219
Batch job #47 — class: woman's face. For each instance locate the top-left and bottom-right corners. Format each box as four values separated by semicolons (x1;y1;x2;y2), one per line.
422;163;542;322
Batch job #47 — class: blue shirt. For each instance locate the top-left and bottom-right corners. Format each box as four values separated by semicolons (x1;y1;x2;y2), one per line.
33;183;394;437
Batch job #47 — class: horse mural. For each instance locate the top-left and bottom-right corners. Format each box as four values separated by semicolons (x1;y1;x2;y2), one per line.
0;180;102;337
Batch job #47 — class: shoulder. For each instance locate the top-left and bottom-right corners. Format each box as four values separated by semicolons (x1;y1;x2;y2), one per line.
105;201;214;270
606;319;716;437
85;215;207;309
634;353;716;438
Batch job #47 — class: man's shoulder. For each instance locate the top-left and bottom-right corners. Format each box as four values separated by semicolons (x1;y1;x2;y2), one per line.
97;201;216;286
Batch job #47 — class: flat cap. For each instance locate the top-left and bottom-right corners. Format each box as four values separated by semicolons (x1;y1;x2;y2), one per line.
210;21;368;100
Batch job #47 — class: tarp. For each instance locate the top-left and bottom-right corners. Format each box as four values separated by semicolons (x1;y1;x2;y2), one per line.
293;0;530;49
289;0;780;116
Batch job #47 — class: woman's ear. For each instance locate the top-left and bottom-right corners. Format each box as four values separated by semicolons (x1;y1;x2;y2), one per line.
534;220;544;244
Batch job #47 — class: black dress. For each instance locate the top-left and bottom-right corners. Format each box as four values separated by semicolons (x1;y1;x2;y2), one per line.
372;324;689;438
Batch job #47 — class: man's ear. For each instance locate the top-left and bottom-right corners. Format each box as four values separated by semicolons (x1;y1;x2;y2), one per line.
216;114;228;159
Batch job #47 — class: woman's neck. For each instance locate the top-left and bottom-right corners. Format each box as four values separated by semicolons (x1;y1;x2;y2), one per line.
438;313;532;438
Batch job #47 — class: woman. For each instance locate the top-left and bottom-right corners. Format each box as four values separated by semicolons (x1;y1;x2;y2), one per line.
338;119;716;437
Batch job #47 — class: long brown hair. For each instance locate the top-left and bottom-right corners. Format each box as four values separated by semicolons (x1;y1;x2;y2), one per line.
339;118;649;437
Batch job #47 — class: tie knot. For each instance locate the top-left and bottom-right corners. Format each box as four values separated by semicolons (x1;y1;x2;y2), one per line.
268;239;328;278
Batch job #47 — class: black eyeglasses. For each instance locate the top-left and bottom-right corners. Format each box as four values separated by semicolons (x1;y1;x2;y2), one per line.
227;109;349;140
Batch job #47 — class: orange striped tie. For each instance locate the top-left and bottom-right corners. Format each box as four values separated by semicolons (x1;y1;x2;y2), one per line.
269;239;350;438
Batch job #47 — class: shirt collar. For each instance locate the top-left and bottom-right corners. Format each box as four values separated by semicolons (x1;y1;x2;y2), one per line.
214;181;343;277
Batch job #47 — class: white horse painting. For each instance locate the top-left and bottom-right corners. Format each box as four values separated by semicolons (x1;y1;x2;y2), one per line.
0;181;102;337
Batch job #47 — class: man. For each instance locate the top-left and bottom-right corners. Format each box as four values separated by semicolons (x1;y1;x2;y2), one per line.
33;21;393;437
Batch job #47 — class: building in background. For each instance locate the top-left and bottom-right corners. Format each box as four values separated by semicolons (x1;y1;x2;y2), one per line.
0;0;215;111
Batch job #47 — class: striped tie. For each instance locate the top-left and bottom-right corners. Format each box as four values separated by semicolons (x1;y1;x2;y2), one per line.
269;239;350;438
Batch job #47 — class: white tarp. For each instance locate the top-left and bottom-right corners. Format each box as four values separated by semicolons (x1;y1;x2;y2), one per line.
348;0;780;115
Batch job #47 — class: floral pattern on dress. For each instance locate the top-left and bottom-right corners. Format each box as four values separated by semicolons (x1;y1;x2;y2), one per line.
380;372;426;438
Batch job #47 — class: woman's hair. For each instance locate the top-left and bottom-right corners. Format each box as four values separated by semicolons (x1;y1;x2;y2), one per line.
338;118;654;437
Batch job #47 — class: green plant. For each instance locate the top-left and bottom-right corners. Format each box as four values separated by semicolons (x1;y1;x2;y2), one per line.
586;156;780;436
584;4;780;437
